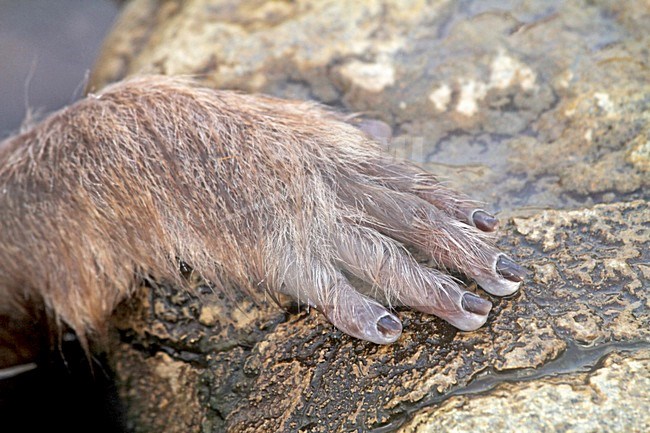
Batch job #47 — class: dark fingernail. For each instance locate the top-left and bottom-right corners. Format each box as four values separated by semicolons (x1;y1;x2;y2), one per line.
473;210;499;232
461;293;492;315
377;315;402;337
496;255;528;282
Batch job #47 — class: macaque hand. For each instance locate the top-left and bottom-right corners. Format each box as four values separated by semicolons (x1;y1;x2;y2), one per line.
0;76;528;345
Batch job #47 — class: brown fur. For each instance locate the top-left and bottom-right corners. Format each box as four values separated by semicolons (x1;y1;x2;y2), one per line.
0;75;496;358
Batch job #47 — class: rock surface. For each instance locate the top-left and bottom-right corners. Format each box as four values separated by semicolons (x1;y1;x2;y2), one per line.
91;0;650;432
405;349;650;433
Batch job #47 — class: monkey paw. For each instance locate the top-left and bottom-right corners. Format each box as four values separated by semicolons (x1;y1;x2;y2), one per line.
265;137;529;344
1;76;528;345
197;89;531;344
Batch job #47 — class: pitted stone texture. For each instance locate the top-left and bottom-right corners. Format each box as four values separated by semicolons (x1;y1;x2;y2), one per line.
403;349;650;433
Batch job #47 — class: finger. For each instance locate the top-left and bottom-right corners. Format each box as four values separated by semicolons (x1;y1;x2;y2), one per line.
340;184;526;296
320;276;403;345
472;254;529;296
268;247;402;344
334;225;491;331
410;214;526;296
360;160;499;232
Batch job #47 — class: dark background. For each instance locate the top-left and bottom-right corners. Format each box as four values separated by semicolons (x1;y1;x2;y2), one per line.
0;3;124;431
0;0;119;138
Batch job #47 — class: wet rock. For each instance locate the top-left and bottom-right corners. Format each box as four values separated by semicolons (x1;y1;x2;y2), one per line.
91;0;650;432
404;349;650;433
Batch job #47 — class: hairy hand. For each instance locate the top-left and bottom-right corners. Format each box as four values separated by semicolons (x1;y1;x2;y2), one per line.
0;76;527;345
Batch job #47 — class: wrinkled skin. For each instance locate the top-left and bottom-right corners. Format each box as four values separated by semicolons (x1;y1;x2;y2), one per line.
0;76;526;350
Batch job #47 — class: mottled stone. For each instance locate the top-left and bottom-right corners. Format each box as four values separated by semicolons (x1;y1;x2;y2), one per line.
403;349;650;433
115;350;203;433
91;0;650;212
